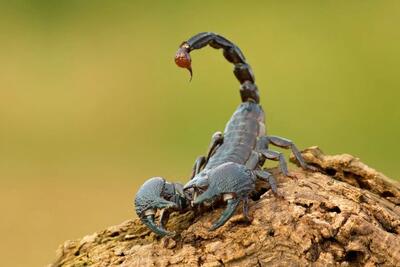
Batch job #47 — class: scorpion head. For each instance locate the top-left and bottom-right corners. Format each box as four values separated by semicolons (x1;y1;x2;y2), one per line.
134;177;188;236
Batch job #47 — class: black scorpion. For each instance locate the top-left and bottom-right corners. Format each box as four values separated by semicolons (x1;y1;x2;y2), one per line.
134;32;315;236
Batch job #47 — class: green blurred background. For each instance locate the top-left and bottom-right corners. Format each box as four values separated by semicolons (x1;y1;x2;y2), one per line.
1;1;399;266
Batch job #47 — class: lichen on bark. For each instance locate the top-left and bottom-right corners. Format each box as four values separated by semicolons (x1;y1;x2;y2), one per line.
50;147;400;267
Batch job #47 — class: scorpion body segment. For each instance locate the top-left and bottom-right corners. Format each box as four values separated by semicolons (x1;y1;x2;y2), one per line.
175;32;259;103
134;32;315;236
204;102;264;169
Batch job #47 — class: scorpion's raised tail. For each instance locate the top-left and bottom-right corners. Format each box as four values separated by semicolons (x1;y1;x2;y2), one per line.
175;32;259;103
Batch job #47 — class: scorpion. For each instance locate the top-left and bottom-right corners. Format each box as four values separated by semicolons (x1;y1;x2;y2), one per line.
134;32;315;237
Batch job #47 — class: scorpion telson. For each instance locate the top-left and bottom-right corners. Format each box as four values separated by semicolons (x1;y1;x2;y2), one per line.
174;43;192;80
134;32;316;236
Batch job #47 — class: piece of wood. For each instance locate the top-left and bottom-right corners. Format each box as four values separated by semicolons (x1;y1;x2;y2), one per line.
50;147;400;266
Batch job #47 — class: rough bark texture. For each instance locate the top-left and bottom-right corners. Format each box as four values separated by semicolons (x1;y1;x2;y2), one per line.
50;147;400;267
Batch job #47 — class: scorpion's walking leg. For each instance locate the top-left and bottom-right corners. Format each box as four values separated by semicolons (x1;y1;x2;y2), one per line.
206;131;223;159
254;169;278;195
268;135;316;171
258;149;291;177
190;156;207;179
242;196;251;221
190;131;223;179
245;151;260;169
246;151;279;194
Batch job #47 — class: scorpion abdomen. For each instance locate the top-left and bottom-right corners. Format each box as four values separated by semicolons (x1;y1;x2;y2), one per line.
205;102;264;169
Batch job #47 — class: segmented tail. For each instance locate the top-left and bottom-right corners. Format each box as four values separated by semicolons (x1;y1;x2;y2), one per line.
175;32;260;104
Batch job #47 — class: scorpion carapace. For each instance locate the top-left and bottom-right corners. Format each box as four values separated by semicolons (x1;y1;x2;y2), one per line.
134;32;316;236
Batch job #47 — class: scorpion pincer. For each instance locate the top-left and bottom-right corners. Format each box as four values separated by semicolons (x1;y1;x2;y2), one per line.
134;32;315;236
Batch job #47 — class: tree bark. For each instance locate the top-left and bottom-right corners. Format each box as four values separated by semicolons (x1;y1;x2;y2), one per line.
50;147;400;267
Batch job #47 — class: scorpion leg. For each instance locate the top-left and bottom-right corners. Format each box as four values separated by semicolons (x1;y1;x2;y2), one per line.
245;151;260;169
188;132;224;208
242;196;251;222
258;149;291;177
254;169;278;195
190;131;223;179
190;156;207;179
268;135;317;171
206;131;223;159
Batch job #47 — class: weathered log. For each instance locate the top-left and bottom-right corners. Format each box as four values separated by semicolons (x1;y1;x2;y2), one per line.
50;147;400;266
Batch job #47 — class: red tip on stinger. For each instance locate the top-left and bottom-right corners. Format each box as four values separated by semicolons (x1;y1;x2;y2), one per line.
175;45;193;81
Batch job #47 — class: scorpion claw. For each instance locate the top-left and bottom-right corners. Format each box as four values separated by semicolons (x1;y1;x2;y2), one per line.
210;198;240;231
188;162;255;231
141;214;176;237
134;177;188;237
192;189;213;205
